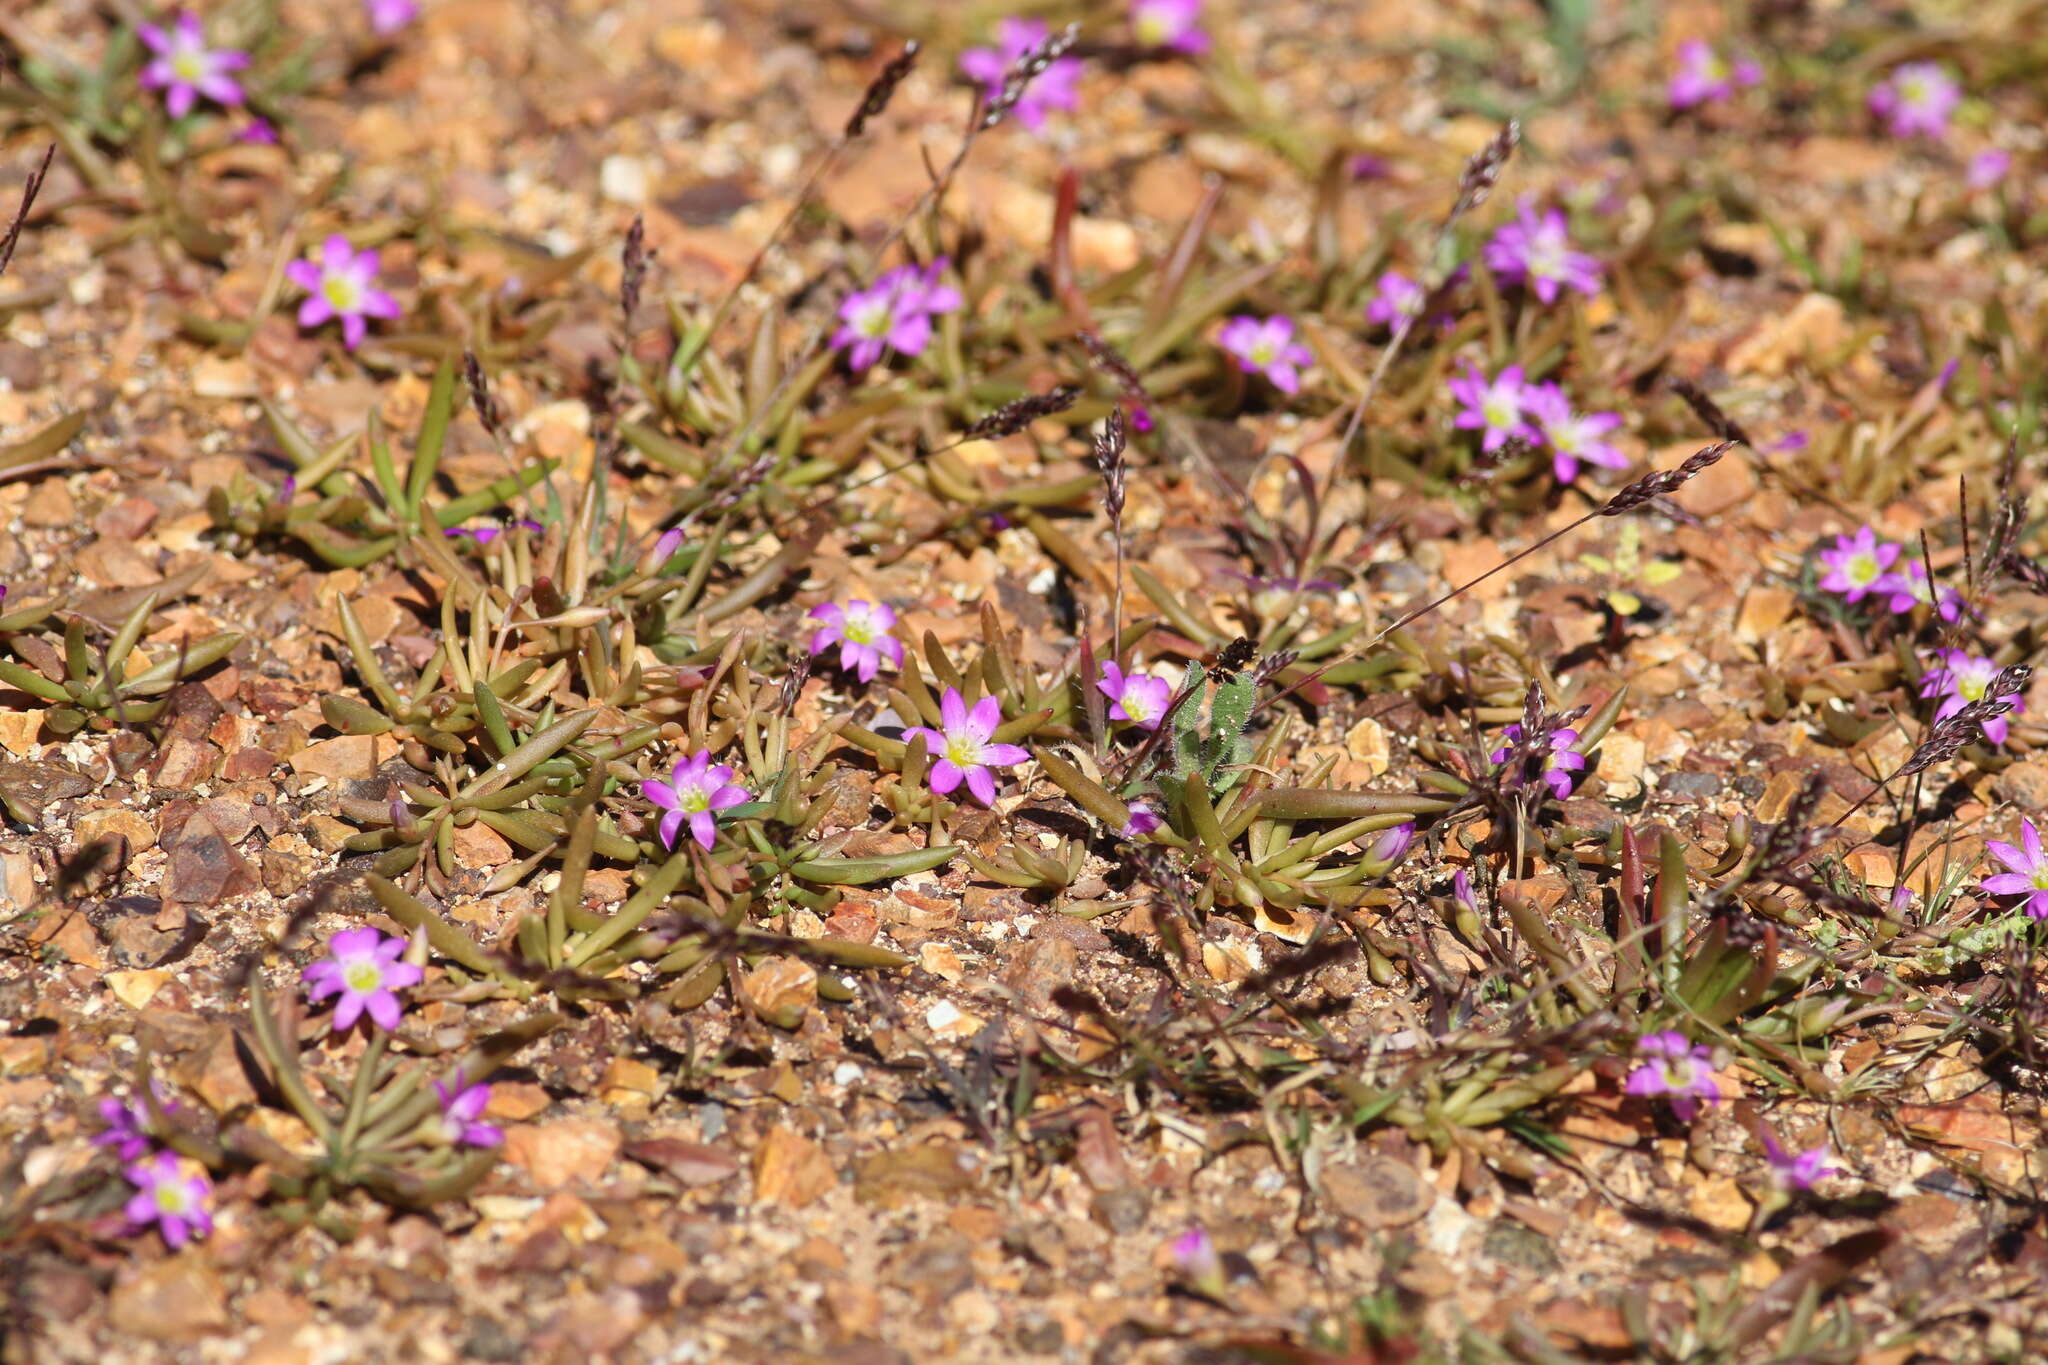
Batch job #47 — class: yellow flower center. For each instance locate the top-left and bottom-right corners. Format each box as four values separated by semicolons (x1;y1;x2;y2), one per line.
323;275;362;311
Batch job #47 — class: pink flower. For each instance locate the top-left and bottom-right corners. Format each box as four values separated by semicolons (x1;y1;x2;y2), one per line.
1815;526;1900;603
95;1085;180;1162
642;750;750;851
1521;382;1627;484
285;235;402;351
1921;649;2021;746
1870;62;1961;140
302;927;423;1032
1983;818;2048;919
138;12;250;118
1363;822;1414;870
1969;148;2013;190
1448;362;1533;452
1131;0;1207;55
1490;723;1585;800
904;688;1030;807
236;117;278;145
1170;1225;1226;1297
959;18;1083;135
1760;1132;1836;1191
1624;1031;1721;1120
365;0;420;35
1120;802;1163;838
1217;315;1312;394
1097;662;1173;730
1365;270;1425;328
1483;198;1603;304
1878;558;1965;622
832;258;962;373
123;1151;214;1248
1668;40;1761;110
433;1080;503;1148
444;518;542;545
808;600;903;683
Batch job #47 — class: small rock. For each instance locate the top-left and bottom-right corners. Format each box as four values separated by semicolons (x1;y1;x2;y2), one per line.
1320;1156;1434;1229
20;480;77;528
623;1137;738;1186
502;1118;621;1189
450;819;514;868
854;1144;981;1210
1483;1220;1562;1272
0;757;93;823
484;1082;552;1121
741;956;817;1024
599;1057;660;1111
600;155;650;205
1659;770;1722;801
288;735;378;782
106;968;171;1009
896;1234;976;1308
108;1256;229;1341
1089;1186;1150;1235
76;807;156;855
166;834;256;905
94;497;160;542
753;1126;835;1208
1993;760;2048;811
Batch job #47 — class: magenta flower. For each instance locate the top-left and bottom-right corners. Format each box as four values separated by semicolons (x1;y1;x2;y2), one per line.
1521;382;1627;484
1483;199;1603;304
1668;40;1761;110
1098;662;1173;730
959;18;1083;134
1121;802;1163;838
1816;526;1901;603
1490;723;1585;800
1452;867;1477;914
904;688;1031;807
1879;559;1965;622
1983;818;2048;919
1760;1133;1836;1192
1624;1031;1721;1120
236;118;278;145
1131;0;1208;55
1366;270;1425;328
1921;649;2021;747
1448;363;1533;452
365;0;420;34
444;518;542;545
642;750;750;851
95;1086;180;1162
286;235;402;351
1870;62;1961;140
832;258;962;373
1969;148;2013;191
433;1080;504;1148
807;600;903;683
138;13;249;118
1170;1225;1226;1297
303;928;423;1032
124;1152;214;1248
1363;822;1414;870
1217;315;1313;394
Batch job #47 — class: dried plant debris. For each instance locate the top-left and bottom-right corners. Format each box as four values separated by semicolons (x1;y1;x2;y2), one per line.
5;1;2048;1362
